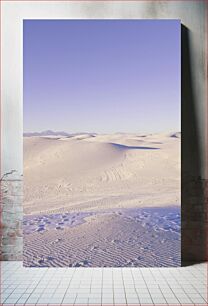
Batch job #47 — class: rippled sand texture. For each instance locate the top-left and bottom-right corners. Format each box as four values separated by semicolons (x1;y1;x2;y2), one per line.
23;132;181;267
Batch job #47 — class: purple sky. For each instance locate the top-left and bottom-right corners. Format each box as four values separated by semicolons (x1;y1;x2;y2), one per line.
23;20;180;134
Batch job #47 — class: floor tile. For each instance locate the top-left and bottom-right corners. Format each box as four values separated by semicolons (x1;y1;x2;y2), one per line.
0;262;207;306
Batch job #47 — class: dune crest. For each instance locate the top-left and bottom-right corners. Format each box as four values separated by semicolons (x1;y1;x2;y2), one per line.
24;132;180;215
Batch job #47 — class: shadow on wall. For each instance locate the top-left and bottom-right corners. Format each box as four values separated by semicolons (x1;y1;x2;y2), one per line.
181;25;208;265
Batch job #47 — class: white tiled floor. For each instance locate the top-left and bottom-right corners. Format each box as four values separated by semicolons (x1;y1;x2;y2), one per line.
0;262;207;305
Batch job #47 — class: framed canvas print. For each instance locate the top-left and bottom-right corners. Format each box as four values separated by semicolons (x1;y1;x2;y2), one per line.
23;19;181;267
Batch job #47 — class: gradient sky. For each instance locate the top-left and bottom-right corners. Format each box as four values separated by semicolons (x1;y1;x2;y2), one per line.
23;20;180;134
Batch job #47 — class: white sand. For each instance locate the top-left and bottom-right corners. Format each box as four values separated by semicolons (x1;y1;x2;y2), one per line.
24;132;180;215
23;132;181;267
24;208;181;267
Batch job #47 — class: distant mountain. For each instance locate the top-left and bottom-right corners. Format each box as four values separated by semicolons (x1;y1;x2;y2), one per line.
23;130;71;137
23;130;97;137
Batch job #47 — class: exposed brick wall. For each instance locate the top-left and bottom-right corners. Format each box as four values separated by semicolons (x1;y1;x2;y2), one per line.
182;178;208;262
0;180;23;260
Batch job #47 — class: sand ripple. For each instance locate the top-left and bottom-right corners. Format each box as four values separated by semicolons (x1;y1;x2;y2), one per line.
23;206;180;267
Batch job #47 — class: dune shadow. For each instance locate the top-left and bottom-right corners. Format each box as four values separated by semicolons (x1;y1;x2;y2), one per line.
110;143;160;150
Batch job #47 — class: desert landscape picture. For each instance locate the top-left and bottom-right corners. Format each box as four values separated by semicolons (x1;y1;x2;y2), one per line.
23;20;181;267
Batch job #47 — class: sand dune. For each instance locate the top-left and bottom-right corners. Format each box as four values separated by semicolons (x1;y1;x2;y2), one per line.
24;132;180;215
23;132;181;267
